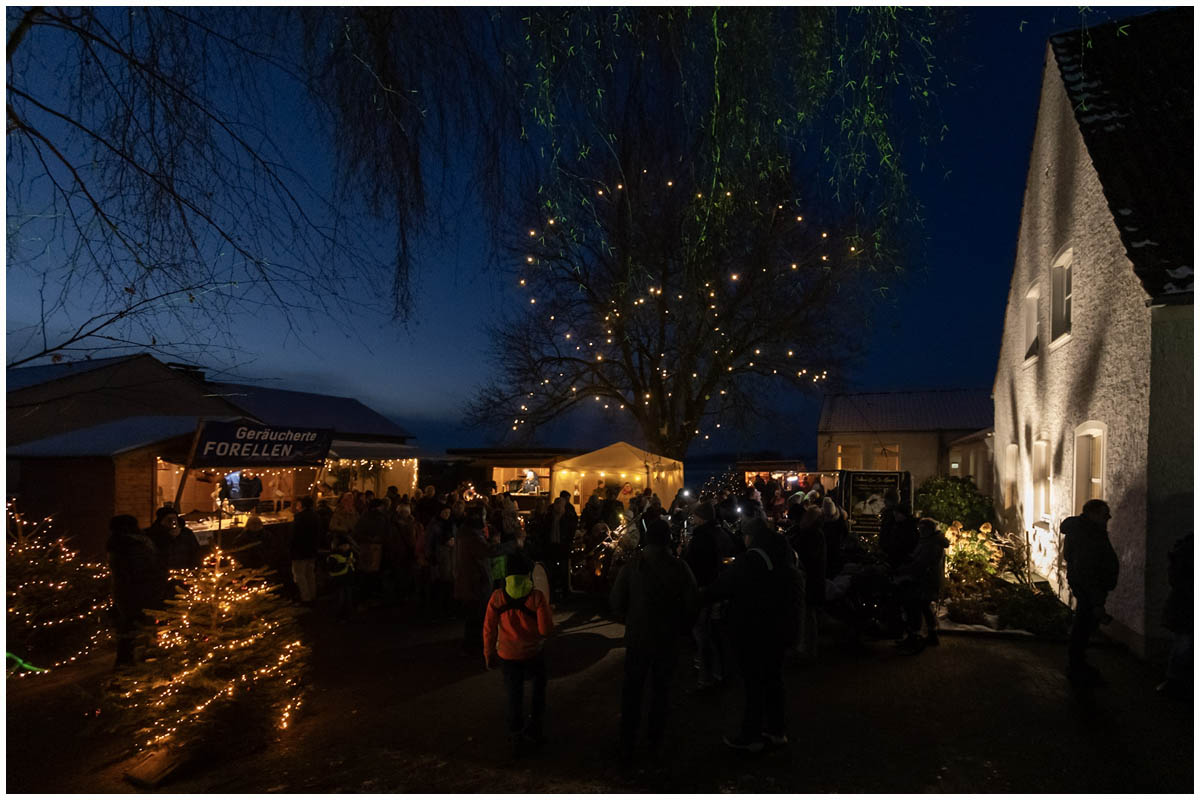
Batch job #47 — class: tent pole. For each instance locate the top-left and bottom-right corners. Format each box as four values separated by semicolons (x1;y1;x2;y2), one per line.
171;422;205;512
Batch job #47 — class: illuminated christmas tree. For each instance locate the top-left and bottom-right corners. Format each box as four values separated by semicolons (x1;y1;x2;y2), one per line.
6;503;112;677
106;547;308;757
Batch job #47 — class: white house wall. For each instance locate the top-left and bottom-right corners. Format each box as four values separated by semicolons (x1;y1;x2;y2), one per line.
992;46;1152;651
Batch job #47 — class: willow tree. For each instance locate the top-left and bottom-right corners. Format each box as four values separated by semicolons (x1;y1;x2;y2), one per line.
6;7;513;366
467;7;952;459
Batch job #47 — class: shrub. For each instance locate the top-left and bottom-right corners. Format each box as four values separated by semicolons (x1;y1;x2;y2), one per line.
995;584;1073;638
915;476;994;530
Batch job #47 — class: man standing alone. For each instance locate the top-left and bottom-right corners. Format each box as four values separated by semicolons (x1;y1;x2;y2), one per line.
1062;499;1119;686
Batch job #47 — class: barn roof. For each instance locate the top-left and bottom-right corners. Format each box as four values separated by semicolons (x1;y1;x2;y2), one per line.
1050;8;1193;300
6;415;208;457
818;389;993;433
208;382;412;441
6;354;146;391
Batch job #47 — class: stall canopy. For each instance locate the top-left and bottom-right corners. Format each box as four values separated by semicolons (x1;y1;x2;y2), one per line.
549;442;684;505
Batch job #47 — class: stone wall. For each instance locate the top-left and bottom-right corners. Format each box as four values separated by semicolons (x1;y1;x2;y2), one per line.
992;46;1154;654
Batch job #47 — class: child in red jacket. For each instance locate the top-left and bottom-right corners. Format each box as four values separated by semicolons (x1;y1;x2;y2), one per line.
483;554;554;757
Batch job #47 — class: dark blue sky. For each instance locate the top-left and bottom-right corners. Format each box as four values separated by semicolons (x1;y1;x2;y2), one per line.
6;6;1155;459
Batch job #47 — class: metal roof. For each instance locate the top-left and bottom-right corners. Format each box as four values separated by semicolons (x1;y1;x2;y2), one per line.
6;415;206;458
6;354;145;391
818;390;993;433
1049;8;1193;300
208;382;412;441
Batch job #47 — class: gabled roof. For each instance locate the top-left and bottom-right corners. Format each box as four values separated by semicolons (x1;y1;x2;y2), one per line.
554;441;682;471
208;382;412;441
6;354;146;391
6;415;209;458
818;390;993;433
1049;8;1193;300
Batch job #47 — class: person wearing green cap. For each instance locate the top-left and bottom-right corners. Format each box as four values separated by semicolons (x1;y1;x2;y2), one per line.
482;552;554;758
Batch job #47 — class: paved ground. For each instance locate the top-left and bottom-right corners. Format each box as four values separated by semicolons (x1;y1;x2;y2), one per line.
6;595;1194;793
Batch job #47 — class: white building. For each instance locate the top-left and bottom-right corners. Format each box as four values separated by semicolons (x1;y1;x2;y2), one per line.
992;10;1192;657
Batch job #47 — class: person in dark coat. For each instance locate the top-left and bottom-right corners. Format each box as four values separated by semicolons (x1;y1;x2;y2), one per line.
290;496;322;604
894;518;951;653
786;499;826;662
1062;499;1119;685
147;505;202;571
549;493;577;601
820;497;850;576
600;486;625;531
610;518;699;766
878;489;918;568
685;501;735;690
456;505;516;655
108;514;165;667
353;499;390;605
1159;532;1192;697
702;517;797;753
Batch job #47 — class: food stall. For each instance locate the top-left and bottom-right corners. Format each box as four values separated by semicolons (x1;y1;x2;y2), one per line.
736;459;839;497
168;420;333;553
550;442;684;508
442;448;583;511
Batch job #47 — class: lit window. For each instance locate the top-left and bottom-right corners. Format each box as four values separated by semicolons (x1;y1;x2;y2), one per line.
1033;439;1050;522
875;444;900;471
836;444;863;470
1022;287;1040;360
1051;248;1073;341
1073;422;1106;514
1004;443;1019;510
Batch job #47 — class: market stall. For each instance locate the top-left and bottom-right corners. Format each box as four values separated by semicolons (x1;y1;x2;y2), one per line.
550;441;684;507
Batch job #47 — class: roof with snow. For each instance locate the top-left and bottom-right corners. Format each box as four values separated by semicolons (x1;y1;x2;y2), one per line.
6;354;145;391
208;383;412;441
1050;8;1193;300
818;390;993;433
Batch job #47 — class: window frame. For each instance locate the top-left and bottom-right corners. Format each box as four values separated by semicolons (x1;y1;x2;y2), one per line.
1073;421;1107;515
1051;248;1073;342
836;443;863;470
1032;439;1050;523
1003;443;1019;510
1022;285;1041;362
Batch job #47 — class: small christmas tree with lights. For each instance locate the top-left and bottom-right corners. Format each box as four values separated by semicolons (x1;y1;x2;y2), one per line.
106;546;308;760
6;504;112;677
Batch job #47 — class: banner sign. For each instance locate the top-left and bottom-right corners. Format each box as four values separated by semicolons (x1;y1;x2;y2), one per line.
190;421;332;468
844;471;909;535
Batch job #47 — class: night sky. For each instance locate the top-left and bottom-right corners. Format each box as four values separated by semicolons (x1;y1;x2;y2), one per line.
5;6;1155;461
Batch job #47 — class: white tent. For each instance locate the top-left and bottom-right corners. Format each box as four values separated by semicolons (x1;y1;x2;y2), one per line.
549;441;684;508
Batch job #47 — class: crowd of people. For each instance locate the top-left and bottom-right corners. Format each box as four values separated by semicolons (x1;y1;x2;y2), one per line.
104;471;1185;766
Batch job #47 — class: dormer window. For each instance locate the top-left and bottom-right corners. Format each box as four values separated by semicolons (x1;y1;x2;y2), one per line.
1022;286;1040;360
1051;248;1073;341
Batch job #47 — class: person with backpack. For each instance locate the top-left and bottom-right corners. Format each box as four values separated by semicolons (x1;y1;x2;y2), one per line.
701;516;802;753
610;518;700;767
483;553;555;758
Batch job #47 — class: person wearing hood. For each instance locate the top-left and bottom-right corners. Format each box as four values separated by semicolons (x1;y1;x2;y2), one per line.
894;518;951;653
483;553;554;758
702;516;799;753
1062;499;1119;685
878;489;918;568
108;514;166;667
610;518;699;766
